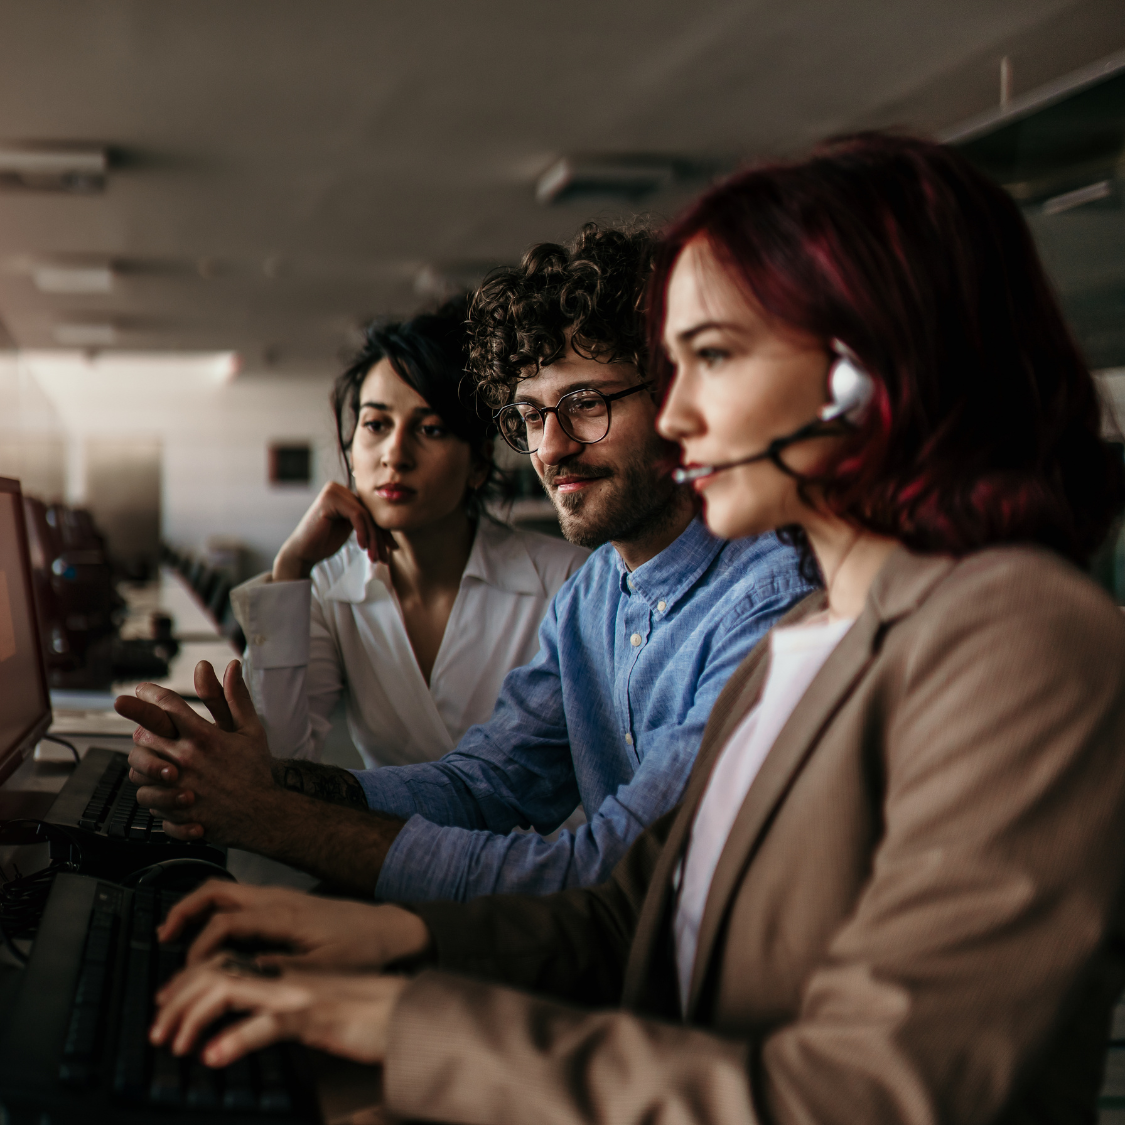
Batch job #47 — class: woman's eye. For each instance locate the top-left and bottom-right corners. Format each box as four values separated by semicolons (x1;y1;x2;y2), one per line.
420;424;447;438
696;347;728;368
363;418;389;433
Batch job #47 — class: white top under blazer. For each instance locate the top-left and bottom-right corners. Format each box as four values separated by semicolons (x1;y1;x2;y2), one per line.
674;613;855;1010
231;518;588;768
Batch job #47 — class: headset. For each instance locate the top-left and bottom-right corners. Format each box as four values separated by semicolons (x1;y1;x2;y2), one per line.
672;339;874;484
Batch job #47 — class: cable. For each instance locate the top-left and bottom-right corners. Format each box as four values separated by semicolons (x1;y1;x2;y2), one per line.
123;858;236;890
38;734;81;764
0;909;27;964
0;845;76;965
0;819;84;868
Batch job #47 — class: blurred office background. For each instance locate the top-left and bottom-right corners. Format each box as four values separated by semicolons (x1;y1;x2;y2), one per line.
0;0;1123;585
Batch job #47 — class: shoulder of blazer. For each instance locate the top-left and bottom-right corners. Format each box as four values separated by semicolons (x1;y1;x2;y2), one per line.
872;544;1125;648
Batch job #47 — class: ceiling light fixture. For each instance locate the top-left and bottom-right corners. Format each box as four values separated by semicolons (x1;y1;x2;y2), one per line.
33;263;115;294
536;154;711;206
0;146;107;193
52;322;117;347
1041;179;1113;215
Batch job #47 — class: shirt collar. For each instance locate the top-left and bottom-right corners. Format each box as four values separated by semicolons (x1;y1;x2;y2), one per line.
322;544;383;604
461;518;545;597
616;514;724;613
322;520;545;604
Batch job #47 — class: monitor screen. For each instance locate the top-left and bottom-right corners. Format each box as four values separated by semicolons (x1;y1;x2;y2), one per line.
0;478;51;787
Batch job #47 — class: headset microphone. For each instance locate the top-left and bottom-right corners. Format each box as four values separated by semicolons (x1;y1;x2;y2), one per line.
672;340;874;485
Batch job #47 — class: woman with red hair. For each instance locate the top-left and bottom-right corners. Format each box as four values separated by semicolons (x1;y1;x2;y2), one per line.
150;134;1125;1125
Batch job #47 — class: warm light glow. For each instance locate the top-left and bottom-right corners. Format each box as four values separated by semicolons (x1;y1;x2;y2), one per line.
18;349;241;385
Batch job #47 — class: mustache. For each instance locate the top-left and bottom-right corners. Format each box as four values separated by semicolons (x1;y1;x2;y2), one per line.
541;465;614;489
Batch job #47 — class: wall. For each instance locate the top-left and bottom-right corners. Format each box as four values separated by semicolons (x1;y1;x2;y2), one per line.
0;351;344;574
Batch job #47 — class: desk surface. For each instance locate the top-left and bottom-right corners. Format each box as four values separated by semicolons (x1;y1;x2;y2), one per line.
119;566;224;641
115;567;239;699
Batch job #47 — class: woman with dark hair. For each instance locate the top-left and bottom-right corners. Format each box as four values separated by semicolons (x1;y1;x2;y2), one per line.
156;135;1125;1125
231;296;587;768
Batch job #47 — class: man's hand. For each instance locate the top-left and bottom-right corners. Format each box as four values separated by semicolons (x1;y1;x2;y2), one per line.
115;660;406;893
159;880;432;972
151;956;408;1067
114;660;279;848
274;481;396;581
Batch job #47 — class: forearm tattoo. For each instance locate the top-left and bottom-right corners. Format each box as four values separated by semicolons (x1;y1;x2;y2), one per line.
272;760;368;810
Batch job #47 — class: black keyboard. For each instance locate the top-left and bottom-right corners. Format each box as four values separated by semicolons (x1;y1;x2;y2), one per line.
77;754;169;841
42;746;227;881
0;873;321;1124
64;883;296;1110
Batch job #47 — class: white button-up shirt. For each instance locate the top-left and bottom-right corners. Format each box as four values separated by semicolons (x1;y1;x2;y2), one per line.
231;519;588;768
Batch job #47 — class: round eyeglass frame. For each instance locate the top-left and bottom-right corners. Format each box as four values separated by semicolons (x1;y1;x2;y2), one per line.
493;383;650;455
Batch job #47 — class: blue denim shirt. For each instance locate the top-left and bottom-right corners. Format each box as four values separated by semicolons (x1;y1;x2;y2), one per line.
353;516;814;902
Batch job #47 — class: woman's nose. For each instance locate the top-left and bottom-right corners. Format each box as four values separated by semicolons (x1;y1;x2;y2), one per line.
656;368;699;442
380;428;413;467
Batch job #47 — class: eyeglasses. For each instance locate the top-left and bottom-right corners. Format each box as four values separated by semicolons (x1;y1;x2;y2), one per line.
494;384;649;454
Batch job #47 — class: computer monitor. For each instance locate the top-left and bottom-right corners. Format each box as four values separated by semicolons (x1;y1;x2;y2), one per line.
0;477;52;788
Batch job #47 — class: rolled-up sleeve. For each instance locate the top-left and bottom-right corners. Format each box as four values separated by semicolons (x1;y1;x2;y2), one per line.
231;574;339;760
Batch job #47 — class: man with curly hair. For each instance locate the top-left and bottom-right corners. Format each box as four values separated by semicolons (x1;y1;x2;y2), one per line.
123;224;813;902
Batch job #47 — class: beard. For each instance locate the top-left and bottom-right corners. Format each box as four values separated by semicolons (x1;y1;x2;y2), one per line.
543;440;682;550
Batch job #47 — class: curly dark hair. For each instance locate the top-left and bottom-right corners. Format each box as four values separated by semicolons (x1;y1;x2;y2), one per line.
467;222;656;409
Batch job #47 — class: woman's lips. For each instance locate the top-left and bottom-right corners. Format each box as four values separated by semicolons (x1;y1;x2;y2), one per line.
375;485;415;503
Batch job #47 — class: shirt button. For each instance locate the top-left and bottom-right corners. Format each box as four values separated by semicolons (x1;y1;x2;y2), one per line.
657;600;666;612
627;576;634;590
630;633;643;647
625;733;633;745
251;633;267;646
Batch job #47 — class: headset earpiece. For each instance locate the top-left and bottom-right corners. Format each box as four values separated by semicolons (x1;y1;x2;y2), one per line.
819;340;874;423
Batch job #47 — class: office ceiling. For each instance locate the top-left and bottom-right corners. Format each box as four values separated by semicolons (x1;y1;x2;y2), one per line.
954;69;1125;369
0;0;1122;375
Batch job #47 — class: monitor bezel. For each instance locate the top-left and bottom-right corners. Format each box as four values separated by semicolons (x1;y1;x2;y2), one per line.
0;476;53;789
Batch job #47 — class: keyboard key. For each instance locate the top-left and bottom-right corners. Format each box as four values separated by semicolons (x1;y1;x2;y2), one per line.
149;1047;183;1105
257;1047;293;1113
222;1055;257;1110
114;897;156;1097
185;1059;220;1108
62;1004;99;1059
73;964;106;1007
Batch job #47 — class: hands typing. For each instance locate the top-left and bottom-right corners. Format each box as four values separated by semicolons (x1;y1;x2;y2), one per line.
159;881;433;972
149;881;431;1068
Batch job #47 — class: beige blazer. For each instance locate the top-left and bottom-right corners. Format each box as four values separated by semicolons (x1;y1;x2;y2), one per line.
384;546;1125;1125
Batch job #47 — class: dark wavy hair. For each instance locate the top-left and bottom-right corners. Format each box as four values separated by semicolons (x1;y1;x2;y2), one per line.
648;132;1124;568
332;295;498;509
467;222;656;409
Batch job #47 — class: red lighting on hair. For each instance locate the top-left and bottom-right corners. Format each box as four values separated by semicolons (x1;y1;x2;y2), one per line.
648;132;1123;566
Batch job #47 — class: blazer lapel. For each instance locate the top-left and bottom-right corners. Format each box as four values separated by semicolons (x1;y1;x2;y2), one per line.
683;547;958;1018
684;607;884;1016
623;591;826;1009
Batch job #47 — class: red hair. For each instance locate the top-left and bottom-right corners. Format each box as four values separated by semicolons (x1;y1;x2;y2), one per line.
649;132;1124;566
